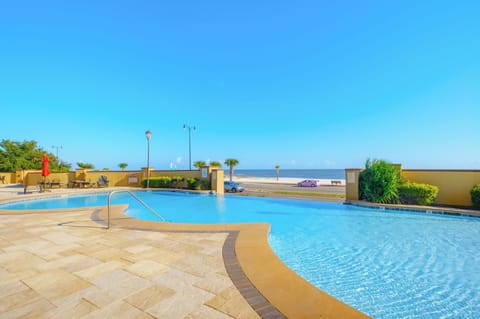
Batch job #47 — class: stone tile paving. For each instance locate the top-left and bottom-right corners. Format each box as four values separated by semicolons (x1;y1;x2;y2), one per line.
0;210;259;319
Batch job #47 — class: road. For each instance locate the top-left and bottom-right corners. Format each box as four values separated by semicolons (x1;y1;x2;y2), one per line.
230;182;346;202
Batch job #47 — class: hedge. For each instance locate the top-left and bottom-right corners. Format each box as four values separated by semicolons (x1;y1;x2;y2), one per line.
141;176;211;190
471;184;480;209
398;182;439;206
141;176;184;188
186;178;211;190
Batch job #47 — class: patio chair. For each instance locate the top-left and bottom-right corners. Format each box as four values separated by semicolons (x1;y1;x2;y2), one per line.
97;175;109;187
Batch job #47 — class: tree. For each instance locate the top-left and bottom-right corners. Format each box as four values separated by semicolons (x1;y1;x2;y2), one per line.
118;163;128;171
224;158;239;182
193;161;206;169
275;165;280;181
209;161;222;168
77;162;95;169
0;139;71;172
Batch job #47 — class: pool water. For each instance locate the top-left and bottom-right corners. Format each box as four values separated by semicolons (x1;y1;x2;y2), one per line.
1;191;479;318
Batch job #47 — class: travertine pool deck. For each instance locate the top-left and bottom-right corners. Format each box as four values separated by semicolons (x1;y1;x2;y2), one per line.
0;186;369;318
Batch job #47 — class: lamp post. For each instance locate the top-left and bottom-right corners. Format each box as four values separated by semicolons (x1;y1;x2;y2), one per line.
145;130;152;188
183;124;196;170
52;145;63;162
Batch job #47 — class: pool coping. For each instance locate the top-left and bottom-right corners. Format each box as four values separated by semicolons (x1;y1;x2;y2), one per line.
346;200;480;218
0;190;369;319
101;204;369;318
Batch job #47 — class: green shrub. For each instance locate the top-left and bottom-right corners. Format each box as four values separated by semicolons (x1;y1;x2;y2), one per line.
398;182;439;206
195;179;211;190
186;177;211;190
359;159;401;204
141;176;184;188
471;184;480;209
186;178;197;189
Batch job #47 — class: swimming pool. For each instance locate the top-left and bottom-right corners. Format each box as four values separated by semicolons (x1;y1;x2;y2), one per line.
1;191;479;318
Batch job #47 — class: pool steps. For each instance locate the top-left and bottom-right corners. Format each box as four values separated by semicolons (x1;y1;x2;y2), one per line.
107;190;165;228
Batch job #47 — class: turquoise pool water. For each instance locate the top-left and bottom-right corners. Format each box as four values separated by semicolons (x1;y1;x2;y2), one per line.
1;191;479;319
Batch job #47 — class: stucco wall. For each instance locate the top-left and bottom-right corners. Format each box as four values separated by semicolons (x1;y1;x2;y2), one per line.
83;170;142;187
345;168;480;207
402;170;480;207
0;172;15;184
17;167;224;193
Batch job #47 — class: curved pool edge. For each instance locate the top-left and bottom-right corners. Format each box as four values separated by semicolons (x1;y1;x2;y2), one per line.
102;204;370;318
0;190;370;318
346;200;480;217
3;191;480;318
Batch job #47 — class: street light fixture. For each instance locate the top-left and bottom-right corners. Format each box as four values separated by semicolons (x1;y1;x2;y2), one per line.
52;145;63;163
183;124;196;170
145;130;152;188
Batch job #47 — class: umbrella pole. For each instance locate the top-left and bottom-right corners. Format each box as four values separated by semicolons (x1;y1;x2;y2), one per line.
43;176;46;193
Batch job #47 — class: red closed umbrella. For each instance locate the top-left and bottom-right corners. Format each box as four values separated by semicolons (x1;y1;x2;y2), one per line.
41;154;50;191
42;154;50;177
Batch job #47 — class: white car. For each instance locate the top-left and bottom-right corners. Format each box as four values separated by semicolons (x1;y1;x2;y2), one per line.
224;181;245;193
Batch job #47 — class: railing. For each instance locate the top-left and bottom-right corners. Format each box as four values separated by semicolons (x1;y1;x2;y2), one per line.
107;190;165;229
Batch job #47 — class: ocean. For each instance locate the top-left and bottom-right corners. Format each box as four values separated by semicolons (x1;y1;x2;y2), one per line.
234;169;345;180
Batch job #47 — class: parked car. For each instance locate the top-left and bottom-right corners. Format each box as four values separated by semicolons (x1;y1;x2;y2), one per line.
224;181;245;193
297;179;318;187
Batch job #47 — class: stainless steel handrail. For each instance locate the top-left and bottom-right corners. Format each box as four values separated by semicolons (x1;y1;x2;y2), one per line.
107;190;165;229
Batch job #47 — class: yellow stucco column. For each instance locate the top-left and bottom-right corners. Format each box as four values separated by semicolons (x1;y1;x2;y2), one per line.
210;168;224;194
345;168;362;201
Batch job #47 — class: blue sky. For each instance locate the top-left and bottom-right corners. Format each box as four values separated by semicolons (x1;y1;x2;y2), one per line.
1;1;479;170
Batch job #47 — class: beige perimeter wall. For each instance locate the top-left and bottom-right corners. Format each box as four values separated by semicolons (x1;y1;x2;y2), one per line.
346;168;480;207
402;170;480;207
16;167;224;193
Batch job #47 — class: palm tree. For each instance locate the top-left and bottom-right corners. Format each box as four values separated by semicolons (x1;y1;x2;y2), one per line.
275;165;280;181
193;161;206;169
118;163;128;171
209;161;222;168
224;158;239;182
